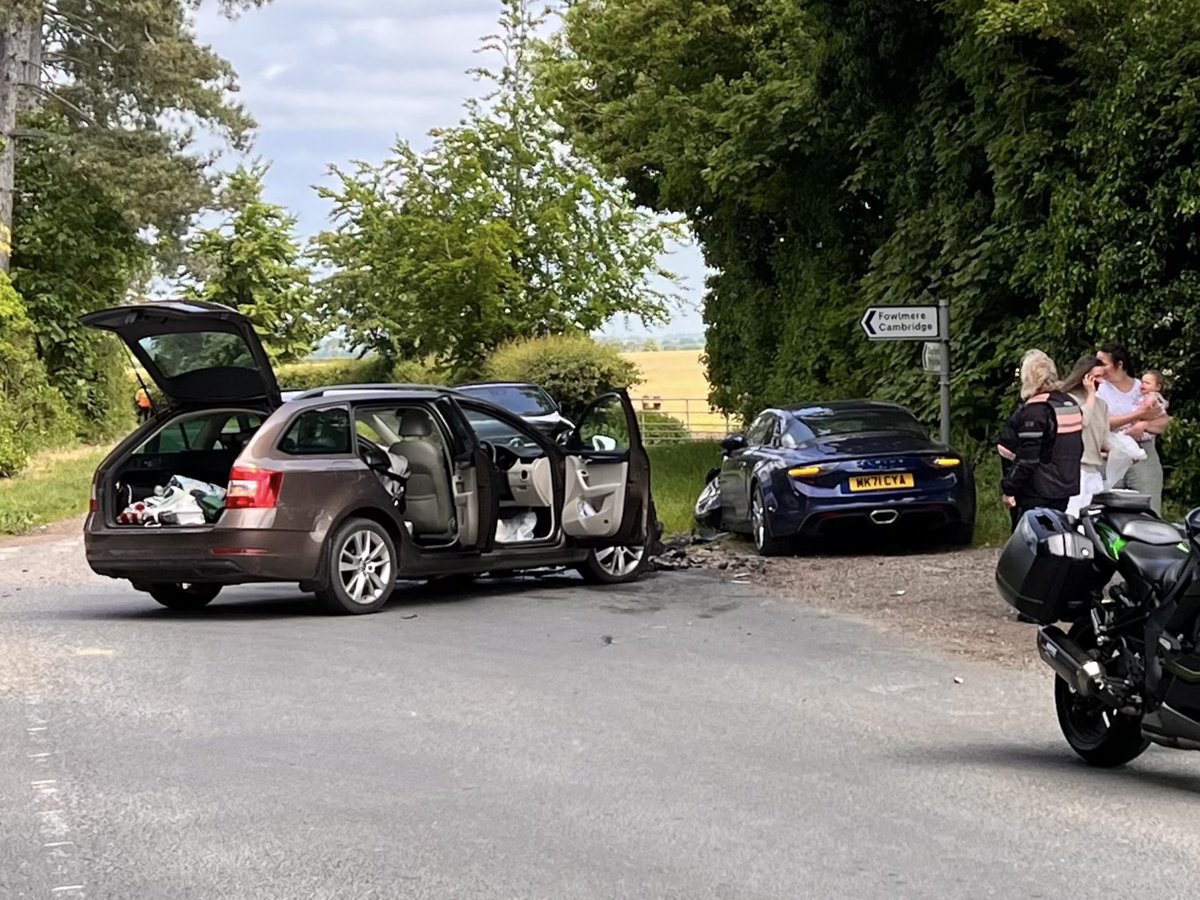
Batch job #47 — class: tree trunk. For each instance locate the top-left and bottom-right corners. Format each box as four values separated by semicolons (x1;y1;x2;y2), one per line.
0;6;40;273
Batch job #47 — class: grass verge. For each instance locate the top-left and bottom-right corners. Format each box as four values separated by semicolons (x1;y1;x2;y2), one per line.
972;453;1011;547
648;441;721;536
0;445;111;535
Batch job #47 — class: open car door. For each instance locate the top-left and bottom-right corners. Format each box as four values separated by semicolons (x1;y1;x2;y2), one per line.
560;391;651;546
80;300;281;409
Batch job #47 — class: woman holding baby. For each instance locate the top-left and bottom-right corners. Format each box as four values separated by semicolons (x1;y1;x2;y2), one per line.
1096;342;1170;513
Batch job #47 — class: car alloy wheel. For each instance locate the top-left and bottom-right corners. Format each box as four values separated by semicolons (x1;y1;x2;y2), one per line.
593;544;646;579
750;485;790;557
751;493;766;551
338;528;394;606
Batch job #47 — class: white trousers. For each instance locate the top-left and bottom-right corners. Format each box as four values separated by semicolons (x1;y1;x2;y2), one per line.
1067;469;1106;518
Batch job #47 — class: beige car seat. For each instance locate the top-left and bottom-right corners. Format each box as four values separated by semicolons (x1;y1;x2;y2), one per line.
391;410;456;540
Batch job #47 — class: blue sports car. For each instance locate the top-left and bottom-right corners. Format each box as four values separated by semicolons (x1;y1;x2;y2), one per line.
701;401;976;555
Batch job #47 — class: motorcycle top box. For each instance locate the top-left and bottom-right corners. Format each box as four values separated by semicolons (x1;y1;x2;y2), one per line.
996;508;1111;624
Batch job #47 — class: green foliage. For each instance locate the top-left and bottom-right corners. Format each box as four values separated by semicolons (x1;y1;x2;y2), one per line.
274;358;395;392
183;165;317;362
545;0;1200;504
10;113;149;440
5;0;274;438
8;0;268;256
637;411;691;445
646;442;721;535
483;333;641;419
0;273;76;476
313;0;682;377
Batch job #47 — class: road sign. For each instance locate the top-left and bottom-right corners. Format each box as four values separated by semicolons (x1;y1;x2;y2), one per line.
860;306;940;341
922;341;941;374
861;301;952;445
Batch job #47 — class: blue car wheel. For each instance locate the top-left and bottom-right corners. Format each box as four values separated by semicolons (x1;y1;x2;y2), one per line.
751;484;791;557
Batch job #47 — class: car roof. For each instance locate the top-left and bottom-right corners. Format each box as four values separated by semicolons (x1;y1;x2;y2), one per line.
281;386;450;407
781;400;913;416
455;381;542;390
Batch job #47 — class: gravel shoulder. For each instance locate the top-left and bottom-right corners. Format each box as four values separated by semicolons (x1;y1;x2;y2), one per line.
656;536;1038;669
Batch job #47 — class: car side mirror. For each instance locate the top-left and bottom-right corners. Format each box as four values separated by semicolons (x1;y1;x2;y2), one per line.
721;434;747;454
1186;507;1200;539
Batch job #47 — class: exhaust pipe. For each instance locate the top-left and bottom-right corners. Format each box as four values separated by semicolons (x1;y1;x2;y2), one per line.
870;509;899;525
1037;626;1105;697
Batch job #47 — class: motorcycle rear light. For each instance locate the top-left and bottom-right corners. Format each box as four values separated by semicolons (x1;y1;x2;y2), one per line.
226;465;284;509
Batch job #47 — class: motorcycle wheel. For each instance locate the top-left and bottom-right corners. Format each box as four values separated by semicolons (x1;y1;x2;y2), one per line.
1053;620;1149;768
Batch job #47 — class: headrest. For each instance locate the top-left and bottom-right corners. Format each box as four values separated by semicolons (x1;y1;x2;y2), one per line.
399;409;433;437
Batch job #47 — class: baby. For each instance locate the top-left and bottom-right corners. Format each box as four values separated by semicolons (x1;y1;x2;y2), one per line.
1140;369;1169;418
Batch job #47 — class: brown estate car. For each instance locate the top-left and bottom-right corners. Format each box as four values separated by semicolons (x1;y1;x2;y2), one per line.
82;301;655;614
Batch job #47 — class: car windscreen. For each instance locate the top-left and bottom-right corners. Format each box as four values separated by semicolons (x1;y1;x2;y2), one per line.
462;409;541;450
795;409;927;439
458;385;555;416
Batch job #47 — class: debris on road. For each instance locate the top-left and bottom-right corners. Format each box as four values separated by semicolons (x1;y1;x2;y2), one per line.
649;534;1025;669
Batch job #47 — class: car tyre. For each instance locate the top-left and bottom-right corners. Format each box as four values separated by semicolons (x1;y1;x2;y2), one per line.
578;533;652;585
142;582;222;611
315;518;398;615
943;521;975;547
751;484;791;557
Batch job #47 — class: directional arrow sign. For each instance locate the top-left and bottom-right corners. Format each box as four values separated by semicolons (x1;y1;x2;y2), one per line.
860;305;941;341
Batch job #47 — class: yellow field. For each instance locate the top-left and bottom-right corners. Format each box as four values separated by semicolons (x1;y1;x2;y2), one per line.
621;349;730;438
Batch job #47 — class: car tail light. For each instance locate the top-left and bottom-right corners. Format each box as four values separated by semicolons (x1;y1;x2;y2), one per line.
932;457;962;468
788;465;825;479
226;465;284;509
89;472;98;514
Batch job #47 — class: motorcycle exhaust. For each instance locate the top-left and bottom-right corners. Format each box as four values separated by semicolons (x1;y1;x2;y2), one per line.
1037;626;1106;698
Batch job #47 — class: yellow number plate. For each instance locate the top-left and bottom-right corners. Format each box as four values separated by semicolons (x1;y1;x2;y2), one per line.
849;473;914;492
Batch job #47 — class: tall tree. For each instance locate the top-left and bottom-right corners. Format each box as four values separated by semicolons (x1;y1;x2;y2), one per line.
0;0;267;272
2;0;270;433
314;0;683;376
182;164;318;362
543;0;1200;464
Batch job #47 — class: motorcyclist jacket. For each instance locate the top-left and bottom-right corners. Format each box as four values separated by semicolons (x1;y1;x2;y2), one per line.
997;390;1084;500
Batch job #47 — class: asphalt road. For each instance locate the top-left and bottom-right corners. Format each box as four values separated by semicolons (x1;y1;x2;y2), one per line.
2;533;1199;899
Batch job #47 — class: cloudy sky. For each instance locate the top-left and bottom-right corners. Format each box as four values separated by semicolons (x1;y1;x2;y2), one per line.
193;0;707;338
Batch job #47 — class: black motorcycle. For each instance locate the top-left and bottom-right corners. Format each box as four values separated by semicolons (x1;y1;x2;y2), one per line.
997;490;1200;767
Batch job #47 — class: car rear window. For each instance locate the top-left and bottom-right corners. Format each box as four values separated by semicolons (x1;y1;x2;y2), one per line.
795;409;926;438
138;332;255;378
135;412;262;454
459;385;555;415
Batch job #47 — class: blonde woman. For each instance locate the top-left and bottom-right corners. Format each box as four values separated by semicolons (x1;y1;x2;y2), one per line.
996;350;1085;531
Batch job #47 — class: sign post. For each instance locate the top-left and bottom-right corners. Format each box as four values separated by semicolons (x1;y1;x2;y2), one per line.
861;303;951;445
937;298;950;446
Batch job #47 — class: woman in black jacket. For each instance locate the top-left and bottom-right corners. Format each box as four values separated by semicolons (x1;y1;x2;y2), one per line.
997;350;1085;531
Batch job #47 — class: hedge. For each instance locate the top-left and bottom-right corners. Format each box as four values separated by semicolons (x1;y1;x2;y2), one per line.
483;334;641;419
0;273;76;476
